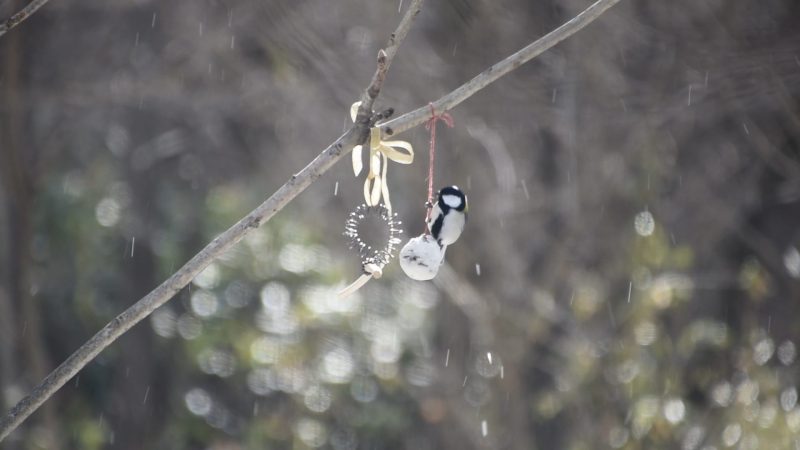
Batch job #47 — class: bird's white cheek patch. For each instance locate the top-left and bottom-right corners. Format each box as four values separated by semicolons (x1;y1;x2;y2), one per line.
442;194;461;208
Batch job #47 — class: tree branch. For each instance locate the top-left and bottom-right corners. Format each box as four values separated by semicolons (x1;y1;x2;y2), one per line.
0;0;423;441
0;0;52;38
358;0;421;107
0;0;621;441
380;0;622;136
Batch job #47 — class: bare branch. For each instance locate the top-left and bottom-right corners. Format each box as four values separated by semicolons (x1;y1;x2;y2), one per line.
0;0;424;441
380;0;622;136
0;0;52;38
359;0;423;106
0;0;621;440
355;0;424;128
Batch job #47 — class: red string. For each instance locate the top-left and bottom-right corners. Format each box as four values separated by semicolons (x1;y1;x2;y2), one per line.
424;103;454;230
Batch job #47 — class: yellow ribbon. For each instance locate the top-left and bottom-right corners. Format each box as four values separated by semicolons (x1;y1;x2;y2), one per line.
337;263;383;298
350;102;413;214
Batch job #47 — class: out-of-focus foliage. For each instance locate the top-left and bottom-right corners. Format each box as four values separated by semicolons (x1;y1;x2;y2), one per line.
1;0;800;449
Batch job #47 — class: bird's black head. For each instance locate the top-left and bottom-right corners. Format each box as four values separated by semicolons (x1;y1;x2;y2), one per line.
437;186;467;212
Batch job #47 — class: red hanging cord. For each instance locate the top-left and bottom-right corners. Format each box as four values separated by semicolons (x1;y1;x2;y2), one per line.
424;103;454;230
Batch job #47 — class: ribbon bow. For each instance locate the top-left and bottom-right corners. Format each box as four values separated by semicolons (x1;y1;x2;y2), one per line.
350;102;414;214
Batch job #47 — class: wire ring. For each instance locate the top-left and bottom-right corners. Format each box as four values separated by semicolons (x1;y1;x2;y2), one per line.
344;204;404;269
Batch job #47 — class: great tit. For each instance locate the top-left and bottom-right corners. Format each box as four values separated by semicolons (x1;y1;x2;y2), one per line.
427;186;467;247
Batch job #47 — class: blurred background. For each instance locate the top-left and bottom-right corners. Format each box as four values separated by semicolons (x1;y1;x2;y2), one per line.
1;0;800;448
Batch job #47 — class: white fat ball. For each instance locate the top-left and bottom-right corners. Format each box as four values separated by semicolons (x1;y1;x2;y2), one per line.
399;234;444;280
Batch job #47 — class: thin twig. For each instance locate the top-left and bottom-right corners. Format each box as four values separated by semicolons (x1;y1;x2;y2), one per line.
0;0;52;38
380;0;622;136
0;0;622;440
358;0;422;108
0;0;424;441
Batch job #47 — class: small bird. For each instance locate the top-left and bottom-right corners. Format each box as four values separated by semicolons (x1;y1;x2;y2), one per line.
427;186;468;247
